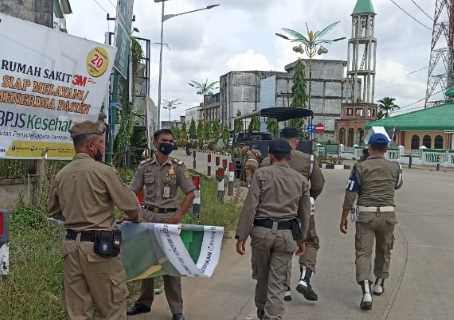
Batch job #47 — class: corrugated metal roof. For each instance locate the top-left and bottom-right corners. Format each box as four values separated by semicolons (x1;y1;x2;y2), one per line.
353;0;376;15
365;102;454;130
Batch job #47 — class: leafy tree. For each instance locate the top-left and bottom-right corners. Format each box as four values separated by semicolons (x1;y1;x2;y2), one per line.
290;59;307;128
234;111;243;136
222;127;230;143
377;97;399;119
211;120;221;140
171;126;181;144
248;115;261;133
197;120;205;146
267;118;279;137
189;119;197;139
179;122;188;146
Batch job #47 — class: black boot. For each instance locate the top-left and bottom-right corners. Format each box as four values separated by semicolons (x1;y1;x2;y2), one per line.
257;308;264;320
284;285;292;302
296;266;318;301
360;280;373;310
127;303;151;315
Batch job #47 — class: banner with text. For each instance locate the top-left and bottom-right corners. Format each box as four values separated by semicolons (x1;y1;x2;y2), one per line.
0;13;116;159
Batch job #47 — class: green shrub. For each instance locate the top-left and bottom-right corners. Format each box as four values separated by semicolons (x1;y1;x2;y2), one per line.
0;207;66;320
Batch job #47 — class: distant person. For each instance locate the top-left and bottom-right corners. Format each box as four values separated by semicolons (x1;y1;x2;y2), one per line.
48;114;141;319
340;133;403;310
236;139;310;320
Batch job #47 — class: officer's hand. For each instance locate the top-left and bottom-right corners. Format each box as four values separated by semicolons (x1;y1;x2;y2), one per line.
236;240;246;255
295;241;306;256
165;212;183;224
340;216;348;234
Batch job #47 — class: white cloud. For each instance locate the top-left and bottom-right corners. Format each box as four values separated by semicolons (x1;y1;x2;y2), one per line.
226;49;275;71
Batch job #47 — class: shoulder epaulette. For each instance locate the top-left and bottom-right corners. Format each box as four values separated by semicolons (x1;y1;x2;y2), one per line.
139;158;153;166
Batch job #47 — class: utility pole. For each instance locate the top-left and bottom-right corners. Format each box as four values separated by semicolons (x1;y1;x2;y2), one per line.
425;0;454;107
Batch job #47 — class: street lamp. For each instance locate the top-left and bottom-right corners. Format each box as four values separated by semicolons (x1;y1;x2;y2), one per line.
154;0;220;129
276;22;345;139
162;98;181;126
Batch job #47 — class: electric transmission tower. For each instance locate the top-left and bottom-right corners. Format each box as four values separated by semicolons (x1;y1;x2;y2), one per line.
425;0;454;107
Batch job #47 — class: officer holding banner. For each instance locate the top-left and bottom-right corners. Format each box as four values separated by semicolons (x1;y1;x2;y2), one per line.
236;139;311;320
48;114;142;320
340;133;403;310
128;128;195;320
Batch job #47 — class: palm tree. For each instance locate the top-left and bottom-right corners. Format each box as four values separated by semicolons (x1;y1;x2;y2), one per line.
377;97;399;119
188;80;219;96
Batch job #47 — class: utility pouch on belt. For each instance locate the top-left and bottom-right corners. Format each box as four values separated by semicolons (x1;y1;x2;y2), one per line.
94;230;122;257
291;219;303;241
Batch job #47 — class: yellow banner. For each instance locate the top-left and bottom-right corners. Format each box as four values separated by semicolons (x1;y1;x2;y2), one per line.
6;140;75;158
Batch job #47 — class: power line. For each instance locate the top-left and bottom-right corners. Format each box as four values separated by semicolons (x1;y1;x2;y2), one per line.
389;0;432;31
92;0;109;13
409;0;434;21
407;65;428;75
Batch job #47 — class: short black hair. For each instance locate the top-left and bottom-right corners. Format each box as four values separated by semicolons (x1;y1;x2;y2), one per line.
271;153;291;161
153;129;174;140
370;144;387;152
72;133;99;149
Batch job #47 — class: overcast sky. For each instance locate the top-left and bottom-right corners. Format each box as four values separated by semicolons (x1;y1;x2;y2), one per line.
67;0;436;120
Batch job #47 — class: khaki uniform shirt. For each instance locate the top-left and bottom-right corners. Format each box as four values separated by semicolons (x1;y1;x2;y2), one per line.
262;150;325;198
130;157;195;209
343;156;403;209
236;163;311;241
48;153;140;231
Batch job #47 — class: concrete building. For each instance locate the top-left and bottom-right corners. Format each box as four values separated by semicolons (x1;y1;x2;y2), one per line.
284;59;359;140
0;0;72;31
185;105;202;125
219;71;288;128
335;0;378;146
202;93;221;122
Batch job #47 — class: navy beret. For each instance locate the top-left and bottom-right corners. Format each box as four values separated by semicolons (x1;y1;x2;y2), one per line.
280;127;300;139
269;139;292;155
368;133;390;145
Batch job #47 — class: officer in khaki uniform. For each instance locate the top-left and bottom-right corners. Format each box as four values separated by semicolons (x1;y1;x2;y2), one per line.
236;139;311;320
261;128;325;302
48;114;142;320
340;133;403;310
128;129;195;320
244;148;261;187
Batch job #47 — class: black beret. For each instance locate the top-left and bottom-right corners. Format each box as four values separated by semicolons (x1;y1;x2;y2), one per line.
280;127;300;139
269;139;292;155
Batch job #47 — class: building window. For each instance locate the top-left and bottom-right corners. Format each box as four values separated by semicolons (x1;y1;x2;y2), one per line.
358;129;365;144
367;109;372;117
339;128;345;145
348;128;355;147
346;108;353;116
435;135;444;149
423;135;432;149
372;109;376;117
355;108;364;117
411;135;420;150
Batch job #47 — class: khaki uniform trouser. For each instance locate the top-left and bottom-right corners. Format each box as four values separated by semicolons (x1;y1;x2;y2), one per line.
355;211;398;284
136;211;183;314
284;215;319;288
63;239;128;320
251;226;296;320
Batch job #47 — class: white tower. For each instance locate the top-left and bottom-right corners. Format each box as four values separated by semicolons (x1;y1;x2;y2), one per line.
348;0;377;103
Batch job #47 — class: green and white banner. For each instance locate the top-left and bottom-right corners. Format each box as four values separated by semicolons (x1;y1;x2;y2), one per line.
120;223;224;281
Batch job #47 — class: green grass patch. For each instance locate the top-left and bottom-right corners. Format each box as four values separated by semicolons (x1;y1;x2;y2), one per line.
0;207;66;320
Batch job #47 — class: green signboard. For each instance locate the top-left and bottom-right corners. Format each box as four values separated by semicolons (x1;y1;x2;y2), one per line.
114;0;134;79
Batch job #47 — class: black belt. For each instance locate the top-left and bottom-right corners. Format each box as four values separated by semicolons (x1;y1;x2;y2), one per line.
65;229;98;242
143;205;177;213
254;219;293;230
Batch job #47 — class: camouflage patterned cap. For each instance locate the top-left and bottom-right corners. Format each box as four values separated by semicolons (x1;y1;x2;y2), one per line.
69;112;107;139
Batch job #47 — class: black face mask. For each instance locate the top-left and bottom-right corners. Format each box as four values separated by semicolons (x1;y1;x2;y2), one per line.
158;142;174;156
94;150;103;162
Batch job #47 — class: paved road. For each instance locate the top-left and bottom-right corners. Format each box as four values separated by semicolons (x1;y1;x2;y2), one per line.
131;164;454;320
